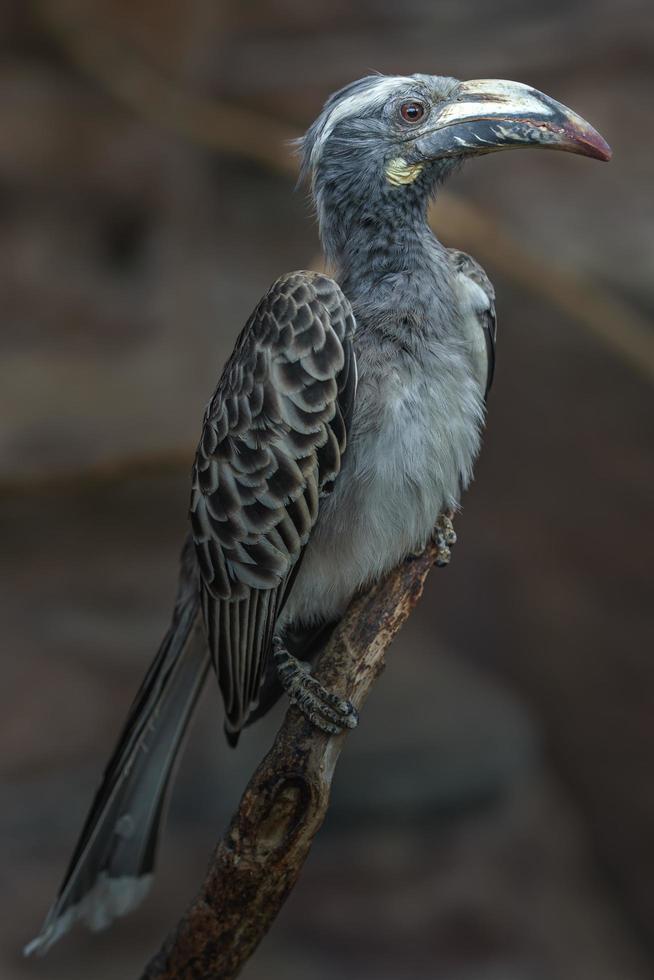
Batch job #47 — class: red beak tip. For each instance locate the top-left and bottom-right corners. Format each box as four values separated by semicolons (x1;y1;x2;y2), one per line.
586;131;612;162
599;142;613;162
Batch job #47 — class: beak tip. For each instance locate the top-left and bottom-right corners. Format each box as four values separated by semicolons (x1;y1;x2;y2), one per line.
562;115;612;162
588;134;612;162
599;141;613;162
559;123;612;162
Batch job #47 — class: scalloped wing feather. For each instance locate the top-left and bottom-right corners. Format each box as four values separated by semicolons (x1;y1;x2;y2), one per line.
190;271;356;737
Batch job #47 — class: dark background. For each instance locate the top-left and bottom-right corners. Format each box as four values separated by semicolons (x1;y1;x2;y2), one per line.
2;2;653;978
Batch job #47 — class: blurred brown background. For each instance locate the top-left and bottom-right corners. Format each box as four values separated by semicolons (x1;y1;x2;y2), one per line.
2;1;653;978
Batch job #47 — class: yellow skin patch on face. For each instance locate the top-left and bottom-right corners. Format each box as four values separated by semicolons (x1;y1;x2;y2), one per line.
385;157;425;186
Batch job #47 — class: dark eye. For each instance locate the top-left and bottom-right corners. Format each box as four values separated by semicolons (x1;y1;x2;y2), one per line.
400;100;426;124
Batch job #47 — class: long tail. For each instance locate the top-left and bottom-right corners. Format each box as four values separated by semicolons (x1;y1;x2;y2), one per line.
25;539;210;956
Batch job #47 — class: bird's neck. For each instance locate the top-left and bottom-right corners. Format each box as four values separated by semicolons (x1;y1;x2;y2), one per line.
318;188;440;293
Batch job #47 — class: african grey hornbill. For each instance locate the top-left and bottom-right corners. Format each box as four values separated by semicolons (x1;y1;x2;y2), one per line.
27;73;610;953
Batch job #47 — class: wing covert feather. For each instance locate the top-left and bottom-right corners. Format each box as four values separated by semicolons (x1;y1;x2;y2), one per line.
190;271;356;737
449;249;497;398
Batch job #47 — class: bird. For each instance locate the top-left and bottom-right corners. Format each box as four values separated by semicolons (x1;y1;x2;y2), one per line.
26;72;610;954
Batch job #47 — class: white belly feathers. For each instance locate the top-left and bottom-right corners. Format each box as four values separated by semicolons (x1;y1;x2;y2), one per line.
282;344;485;627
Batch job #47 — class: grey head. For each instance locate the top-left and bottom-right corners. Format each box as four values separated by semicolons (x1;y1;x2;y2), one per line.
299;73;611;265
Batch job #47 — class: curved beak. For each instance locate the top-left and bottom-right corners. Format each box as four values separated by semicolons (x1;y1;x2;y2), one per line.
413;78;611;162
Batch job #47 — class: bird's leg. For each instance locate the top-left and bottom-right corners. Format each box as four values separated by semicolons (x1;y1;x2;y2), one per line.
272;634;359;736
433;511;457;567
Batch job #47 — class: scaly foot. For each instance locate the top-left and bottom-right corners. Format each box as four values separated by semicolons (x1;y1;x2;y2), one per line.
273;634;359;736
434;512;457;567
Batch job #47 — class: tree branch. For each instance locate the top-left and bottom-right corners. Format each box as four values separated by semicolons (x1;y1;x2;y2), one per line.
140;542;438;980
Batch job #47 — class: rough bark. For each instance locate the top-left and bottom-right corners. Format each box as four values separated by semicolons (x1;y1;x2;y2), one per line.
140;542;439;980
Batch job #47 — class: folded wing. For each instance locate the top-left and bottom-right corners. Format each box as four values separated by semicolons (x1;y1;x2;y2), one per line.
190;271;357;740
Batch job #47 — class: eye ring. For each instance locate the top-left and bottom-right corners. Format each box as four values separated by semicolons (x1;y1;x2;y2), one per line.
399;100;426;124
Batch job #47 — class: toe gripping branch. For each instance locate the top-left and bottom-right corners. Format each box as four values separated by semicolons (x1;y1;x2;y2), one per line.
434;513;457;567
272;634;359;736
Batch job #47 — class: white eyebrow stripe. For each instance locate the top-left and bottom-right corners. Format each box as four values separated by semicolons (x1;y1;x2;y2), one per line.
311;76;413;165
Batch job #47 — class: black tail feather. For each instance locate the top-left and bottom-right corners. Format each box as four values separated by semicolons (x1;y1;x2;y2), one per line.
25;540;209;955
